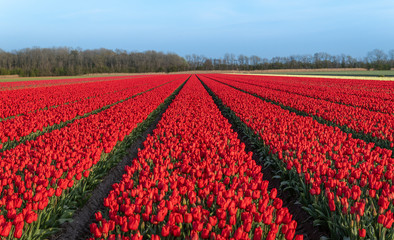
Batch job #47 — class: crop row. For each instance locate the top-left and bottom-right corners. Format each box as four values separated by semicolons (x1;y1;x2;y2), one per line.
200;75;394;239
0;75;157;119
0;75;181;148
210;74;394;114
0;77;186;239
203;75;394;147
87;76;303;240
0;75;137;91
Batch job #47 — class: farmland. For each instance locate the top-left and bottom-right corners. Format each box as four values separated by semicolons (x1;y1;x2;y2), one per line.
0;74;393;239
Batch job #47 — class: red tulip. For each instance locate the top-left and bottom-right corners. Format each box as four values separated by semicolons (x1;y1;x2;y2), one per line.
295;235;304;240
1;221;12;237
192;220;204;232
151;235;160;240
25;211;38;224
269;189;277;199
85;76;299;239
273;198;283;209
95;212;103;221
359;228;366;238
161;225;170;237
253;227;263;240
13;221;24;238
184;212;193;223
201;228;210;239
329;199;336;212
171;225;181;237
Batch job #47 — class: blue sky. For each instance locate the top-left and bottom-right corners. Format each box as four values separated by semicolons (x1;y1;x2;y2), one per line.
0;0;393;59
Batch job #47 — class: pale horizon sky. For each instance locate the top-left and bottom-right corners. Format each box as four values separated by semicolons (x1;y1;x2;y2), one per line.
0;0;393;59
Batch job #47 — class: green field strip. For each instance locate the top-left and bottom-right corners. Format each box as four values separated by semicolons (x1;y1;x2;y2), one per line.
0;77;183;153
34;76;190;240
205;76;394;157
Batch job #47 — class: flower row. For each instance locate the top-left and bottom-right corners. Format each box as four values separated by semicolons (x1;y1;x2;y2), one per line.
200;75;394;239
209;74;394;114
0;75;157;119
88;76;303;240
205;74;394;145
0;75;137;91
0;77;185;238
0;75;180;144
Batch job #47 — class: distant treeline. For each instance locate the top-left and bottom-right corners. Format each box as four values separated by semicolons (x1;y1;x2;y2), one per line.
186;49;394;71
0;48;188;77
0;47;393;77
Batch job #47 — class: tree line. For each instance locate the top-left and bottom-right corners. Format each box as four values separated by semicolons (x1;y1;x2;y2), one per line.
0;48;188;77
0;47;393;77
185;49;394;71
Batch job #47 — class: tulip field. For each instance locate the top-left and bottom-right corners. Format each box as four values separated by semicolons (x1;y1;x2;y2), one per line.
0;73;393;239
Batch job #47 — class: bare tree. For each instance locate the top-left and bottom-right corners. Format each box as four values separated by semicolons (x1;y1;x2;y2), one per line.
367;49;389;70
389;49;394;68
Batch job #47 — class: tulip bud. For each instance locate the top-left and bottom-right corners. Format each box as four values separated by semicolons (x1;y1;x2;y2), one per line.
234;227;244;239
269;189;277;199
151;235;160;240
359;228;366;238
253;227;263;240
25;211;38;224
1;221;12;237
201;228;210;239
161;225;170;237
184;213;193;223
295;235;304;240
171;225;181;237
95;212;103;221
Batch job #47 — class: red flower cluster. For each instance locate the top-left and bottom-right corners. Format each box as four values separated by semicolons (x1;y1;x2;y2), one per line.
0;76;186;238
0;75;179;144
0;75;168;119
201;74;394;239
208;74;394;146
209;74;394;114
88;76;303;239
0;75;140;91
